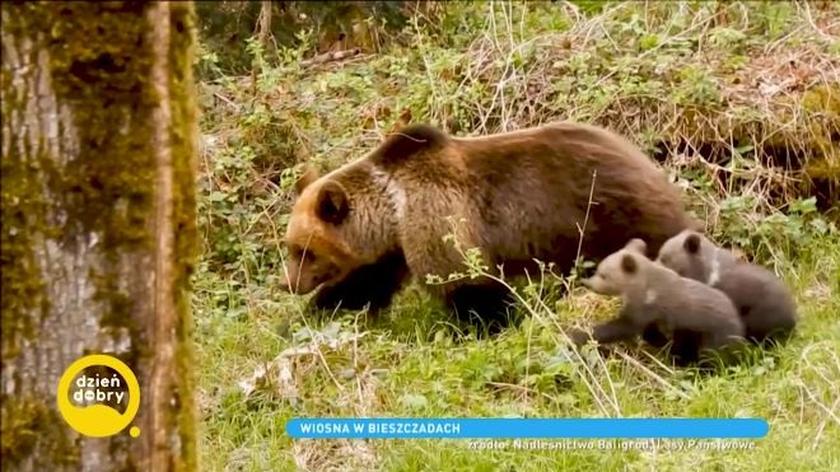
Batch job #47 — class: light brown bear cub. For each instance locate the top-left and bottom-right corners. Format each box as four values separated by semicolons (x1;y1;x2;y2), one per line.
574;239;745;365
281;122;695;332
656;230;797;345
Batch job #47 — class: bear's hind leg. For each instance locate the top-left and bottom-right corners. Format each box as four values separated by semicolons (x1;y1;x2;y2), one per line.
641;324;670;348
669;329;702;366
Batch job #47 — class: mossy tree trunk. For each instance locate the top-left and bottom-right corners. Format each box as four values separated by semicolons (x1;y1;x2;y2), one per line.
1;2;197;471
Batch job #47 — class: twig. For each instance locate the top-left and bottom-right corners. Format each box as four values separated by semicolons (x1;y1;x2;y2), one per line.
575;170;598;266
486;381;558;403
213;91;240;112
300;48;362;68
618;350;692;400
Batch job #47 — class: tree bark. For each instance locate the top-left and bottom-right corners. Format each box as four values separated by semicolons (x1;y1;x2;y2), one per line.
1;2;198;471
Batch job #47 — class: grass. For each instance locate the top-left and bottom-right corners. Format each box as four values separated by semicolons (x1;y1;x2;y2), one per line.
195;237;839;471
194;2;840;470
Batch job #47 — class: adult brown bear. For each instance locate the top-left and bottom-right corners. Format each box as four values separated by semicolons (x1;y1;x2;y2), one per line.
280;122;695;333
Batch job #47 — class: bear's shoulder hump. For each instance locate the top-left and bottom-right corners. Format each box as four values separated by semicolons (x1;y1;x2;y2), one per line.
369;124;450;166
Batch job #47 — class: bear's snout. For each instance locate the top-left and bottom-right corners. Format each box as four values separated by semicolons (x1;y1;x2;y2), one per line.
280;260;334;295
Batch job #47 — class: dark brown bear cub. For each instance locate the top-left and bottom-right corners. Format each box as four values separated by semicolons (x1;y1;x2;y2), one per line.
281;122;695;331
656;230;798;345
574;239;745;365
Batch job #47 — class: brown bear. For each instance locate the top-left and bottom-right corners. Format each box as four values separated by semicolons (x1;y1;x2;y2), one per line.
656;230;798;345
573;239;745;365
280;122;695;332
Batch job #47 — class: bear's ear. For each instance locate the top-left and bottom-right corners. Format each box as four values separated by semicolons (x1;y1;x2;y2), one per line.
369;123;449;167
294;166;320;196
625;238;647;254
621;254;638;274
315;181;349;224
683;233;701;255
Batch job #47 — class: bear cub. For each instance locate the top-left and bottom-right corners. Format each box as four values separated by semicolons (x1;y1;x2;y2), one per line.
573;239;745;365
656;230;797;345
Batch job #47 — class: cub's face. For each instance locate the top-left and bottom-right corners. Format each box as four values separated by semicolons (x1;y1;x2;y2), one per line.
655;230;706;281
582;239;646;296
281;173;359;295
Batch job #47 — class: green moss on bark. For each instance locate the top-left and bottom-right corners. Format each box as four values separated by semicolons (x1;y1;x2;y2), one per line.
169;4;199;470
0;396;80;467
39;3;157;347
41;2;156;235
0;138;47;359
2;3;159;346
0;5;51;359
2;2;199;469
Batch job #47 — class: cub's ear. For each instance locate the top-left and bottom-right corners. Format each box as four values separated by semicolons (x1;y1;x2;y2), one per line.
625;238;647;254
294;166;320;196
621;254;638;274
683;233;701;254
370;123;449;167
316;181;349;224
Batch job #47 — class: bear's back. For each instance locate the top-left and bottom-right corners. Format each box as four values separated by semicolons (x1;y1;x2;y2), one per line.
714;263;797;338
448;122;693;267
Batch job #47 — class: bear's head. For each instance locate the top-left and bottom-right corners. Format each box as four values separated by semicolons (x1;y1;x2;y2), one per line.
582;238;648;296
279;124;450;295
655;229;709;281
280;165;398;295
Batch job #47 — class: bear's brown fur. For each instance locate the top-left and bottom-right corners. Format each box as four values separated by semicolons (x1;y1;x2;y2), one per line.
281;122;696;331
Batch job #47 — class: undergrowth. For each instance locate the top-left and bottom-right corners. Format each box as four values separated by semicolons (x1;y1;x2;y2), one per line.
194;2;840;471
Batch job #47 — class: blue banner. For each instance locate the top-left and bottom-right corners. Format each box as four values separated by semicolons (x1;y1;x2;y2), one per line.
286;418;769;439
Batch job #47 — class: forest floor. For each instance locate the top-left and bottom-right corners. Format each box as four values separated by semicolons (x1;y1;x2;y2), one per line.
193;3;840;471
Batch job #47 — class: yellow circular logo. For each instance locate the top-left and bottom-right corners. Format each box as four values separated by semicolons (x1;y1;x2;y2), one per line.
56;354;141;438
